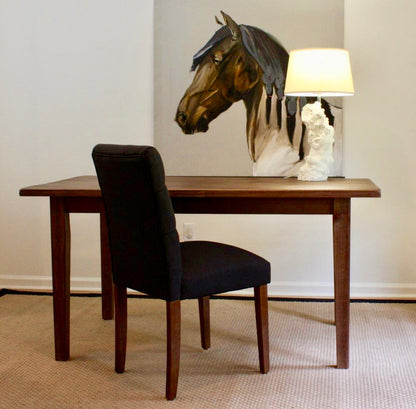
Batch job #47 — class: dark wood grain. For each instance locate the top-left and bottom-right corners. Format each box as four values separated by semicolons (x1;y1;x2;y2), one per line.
254;285;270;374
20;175;381;369
333;199;351;369
50;197;71;361
198;296;211;350
20;175;381;199
166;176;381;199
166;300;181;400
20;176;102;197
171;197;334;214
114;285;127;374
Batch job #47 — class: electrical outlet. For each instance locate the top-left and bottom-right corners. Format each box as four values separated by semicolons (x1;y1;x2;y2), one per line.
183;222;195;241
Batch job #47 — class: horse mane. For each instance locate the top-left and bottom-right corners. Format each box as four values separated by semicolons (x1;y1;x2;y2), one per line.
191;24;289;99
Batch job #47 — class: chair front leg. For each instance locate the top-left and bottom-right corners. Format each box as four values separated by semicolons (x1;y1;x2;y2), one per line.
114;285;127;373
166;300;181;400
254;285;269;374
198;296;211;350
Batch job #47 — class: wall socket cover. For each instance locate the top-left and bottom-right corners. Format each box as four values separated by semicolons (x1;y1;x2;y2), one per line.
183;222;195;240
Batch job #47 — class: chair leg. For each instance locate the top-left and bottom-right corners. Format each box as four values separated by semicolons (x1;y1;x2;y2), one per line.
166;300;181;400
198;296;211;350
114;285;127;374
254;285;269;374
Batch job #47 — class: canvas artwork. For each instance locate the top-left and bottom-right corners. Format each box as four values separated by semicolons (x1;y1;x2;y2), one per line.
154;1;344;176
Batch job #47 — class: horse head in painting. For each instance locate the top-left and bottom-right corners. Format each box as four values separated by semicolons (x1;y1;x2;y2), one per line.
175;11;336;176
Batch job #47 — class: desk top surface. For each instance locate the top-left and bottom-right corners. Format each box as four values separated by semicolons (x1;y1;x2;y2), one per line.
20;175;381;199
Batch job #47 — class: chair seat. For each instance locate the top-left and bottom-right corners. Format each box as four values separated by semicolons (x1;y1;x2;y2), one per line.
180;241;270;299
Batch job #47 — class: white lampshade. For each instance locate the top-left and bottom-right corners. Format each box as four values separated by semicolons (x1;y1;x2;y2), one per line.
284;48;354;97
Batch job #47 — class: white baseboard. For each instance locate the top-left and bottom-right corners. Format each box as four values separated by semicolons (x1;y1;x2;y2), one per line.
0;274;101;292
2;275;416;300
267;281;416;300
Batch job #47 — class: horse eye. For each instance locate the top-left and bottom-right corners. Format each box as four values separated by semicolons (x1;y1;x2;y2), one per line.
212;54;223;65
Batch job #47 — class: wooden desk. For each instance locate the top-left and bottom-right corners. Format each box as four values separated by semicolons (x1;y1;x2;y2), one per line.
20;175;380;368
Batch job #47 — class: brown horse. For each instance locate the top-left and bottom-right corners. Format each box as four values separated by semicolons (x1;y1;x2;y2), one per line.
175;11;338;176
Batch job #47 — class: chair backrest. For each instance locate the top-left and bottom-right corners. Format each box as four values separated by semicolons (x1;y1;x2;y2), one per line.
92;144;182;301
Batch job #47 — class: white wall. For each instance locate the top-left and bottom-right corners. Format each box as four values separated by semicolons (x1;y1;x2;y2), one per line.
1;0;415;298
0;0;154;290
343;0;416;297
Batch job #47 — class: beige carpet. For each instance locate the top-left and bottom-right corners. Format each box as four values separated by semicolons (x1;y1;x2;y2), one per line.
1;295;416;408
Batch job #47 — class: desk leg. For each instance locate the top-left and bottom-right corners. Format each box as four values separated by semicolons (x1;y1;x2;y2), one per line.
333;198;351;369
100;212;114;320
50;197;71;361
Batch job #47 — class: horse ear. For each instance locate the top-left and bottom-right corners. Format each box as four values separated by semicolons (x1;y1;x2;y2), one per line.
220;11;241;40
215;16;224;26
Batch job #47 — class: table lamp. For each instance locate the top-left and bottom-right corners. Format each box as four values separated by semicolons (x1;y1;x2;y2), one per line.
284;48;354;181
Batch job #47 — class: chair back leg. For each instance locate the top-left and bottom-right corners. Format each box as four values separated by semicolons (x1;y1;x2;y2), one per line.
198;296;211;350
254;285;270;374
166;300;181;400
114;285;127;373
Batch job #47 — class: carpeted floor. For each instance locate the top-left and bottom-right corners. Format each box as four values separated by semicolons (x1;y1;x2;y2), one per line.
1;294;416;408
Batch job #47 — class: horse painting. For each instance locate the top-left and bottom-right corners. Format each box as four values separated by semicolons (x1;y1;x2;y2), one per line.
175;11;341;176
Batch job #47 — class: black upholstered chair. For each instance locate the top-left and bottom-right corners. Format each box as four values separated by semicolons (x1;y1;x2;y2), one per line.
92;144;270;400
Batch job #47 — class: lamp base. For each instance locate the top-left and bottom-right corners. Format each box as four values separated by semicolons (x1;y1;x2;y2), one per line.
297;101;334;182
